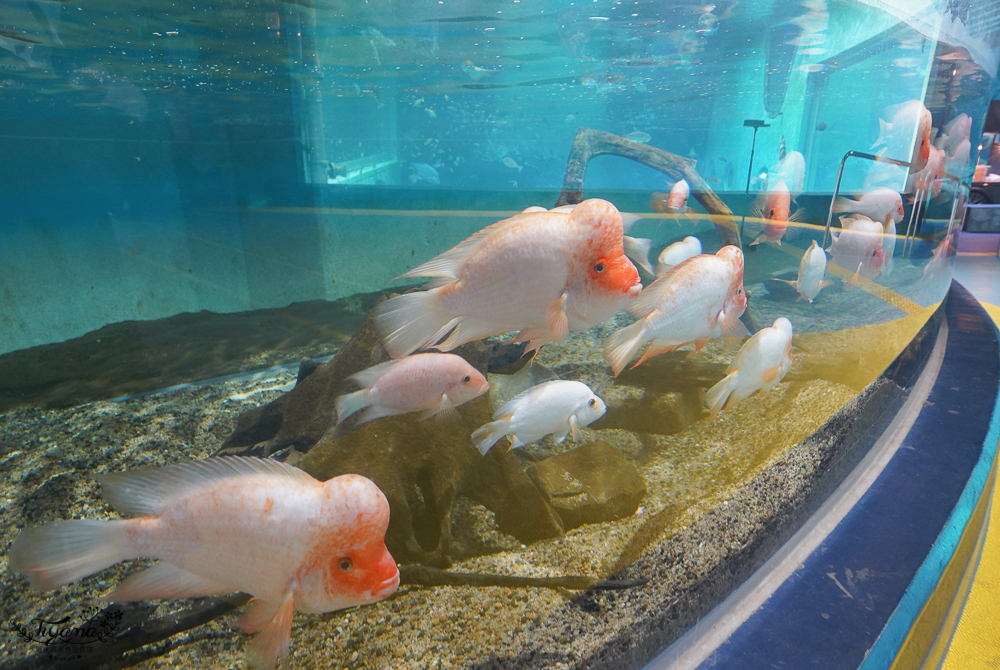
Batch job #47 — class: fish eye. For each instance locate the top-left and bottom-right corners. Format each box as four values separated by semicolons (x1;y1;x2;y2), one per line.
768;209;775;218
338;557;353;571
737;287;743;295
594;261;606;273
588;398;596;407
462;375;471;383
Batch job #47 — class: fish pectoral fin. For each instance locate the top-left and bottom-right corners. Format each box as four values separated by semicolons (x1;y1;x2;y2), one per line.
429;394;460;423
240;592;295;670
633;339;681;368
569;415;581;441
819;280;835;289
546;292;570;341
760;366;780;384
775;278;797;287
719;311;750;348
104;562;229;602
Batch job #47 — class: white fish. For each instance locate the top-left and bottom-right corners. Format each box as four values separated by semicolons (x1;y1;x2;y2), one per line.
374;199;641;358
604;246;749;376
706;317;794;416
832;188;905;226
936;113;972;155
827;214;884;280
871;100;932;172
9;457;399;670
776;240;832;302
626;130;652;143
471;380;606;455
656;236;702;276
335;353;489;426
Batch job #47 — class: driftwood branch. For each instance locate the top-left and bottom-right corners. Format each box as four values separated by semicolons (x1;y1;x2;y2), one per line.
555;127;738;246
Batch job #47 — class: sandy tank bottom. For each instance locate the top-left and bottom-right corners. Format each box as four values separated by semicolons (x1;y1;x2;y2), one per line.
1;309;931;670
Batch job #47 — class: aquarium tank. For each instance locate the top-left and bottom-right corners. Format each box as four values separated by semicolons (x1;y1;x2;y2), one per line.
1;0;998;668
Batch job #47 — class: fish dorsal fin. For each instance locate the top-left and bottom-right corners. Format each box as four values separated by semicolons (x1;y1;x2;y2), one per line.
95;457;317;518
493;381;553;420
521;206;548;214
347;359;400;389
627;269;677;318
397;216;519;280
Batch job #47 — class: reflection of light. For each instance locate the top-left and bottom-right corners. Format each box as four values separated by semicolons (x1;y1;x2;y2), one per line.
953;68;958;76
759;172;767;179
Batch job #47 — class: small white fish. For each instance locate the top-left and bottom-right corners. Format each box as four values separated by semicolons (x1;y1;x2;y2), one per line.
656;236;702;276
776;240;832;302
626;130;652;144
471;380;606;455
335;353;489;426
502;157;523;172
706;317;793;416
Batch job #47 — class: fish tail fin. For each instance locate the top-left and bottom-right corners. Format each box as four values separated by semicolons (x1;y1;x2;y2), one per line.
335;389;372;425
9;520;131;591
706;369;740;417
373;289;460;359
832;195;855;213
623;236;654;275
603;320;648;377
871;118;888;150
472;418;512;455
239;592;295;670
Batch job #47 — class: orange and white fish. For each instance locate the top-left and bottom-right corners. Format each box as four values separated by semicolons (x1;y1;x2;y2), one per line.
706;317;793;417
748;179;802;246
656;235;702;276
871;100;932;172
827;214;884;280
9;457;399;670
603;245;749;376
471;380;606;454
776;240;832;302
833;188;904;226
650;179;691;218
335;353;489;426
375;199;641;358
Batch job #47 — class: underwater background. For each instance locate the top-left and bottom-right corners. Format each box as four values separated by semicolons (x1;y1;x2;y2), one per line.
1;0;998;668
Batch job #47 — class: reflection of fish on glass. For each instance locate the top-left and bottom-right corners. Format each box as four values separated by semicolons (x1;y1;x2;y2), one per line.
870;99;932;173
701;156;735;190
409;162;440;185
827;214;885;282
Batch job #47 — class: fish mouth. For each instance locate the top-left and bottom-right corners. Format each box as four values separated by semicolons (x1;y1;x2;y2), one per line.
627;283;642;298
478;381;490;394
372;572;400;599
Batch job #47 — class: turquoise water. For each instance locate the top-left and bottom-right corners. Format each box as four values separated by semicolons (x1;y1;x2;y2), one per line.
1;0;998;669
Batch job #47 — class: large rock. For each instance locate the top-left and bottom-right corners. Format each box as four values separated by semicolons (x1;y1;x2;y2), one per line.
526;441;647;530
218;295;564;566
595;383;704;436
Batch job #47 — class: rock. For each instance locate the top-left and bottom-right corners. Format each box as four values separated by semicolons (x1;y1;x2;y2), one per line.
526;441;647;530
219;294;560;566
